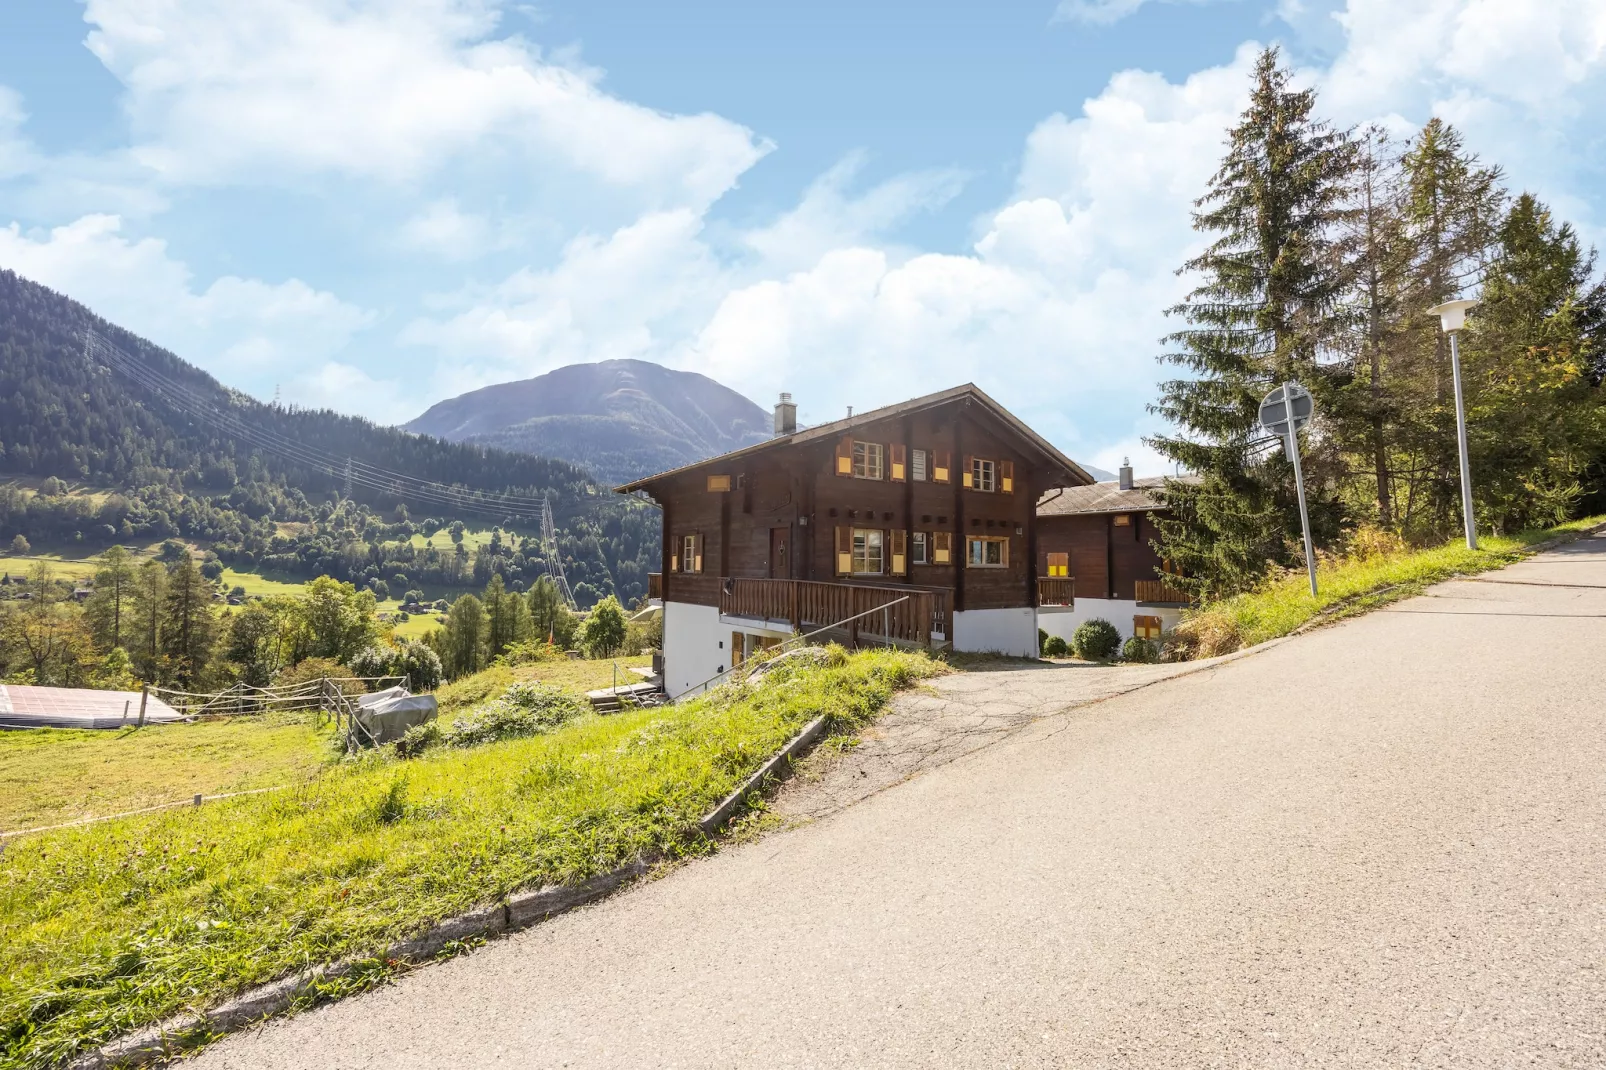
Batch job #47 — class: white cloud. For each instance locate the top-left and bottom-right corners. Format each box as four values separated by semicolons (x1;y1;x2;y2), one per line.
82;0;770;207
399;199;499;261
0;87;40;181
0;214;374;406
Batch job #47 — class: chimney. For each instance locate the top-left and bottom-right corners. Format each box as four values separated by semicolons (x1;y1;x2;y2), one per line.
1118;457;1134;491
773;392;797;436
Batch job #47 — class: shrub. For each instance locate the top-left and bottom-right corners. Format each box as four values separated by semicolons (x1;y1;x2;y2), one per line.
274;657;364;698
1121;636;1158;663
400;681;587;756
1071;618;1121;661
498;639;563;666
346;643;397;682
1042;634;1069;658
583;596;628;658
396;639;443;692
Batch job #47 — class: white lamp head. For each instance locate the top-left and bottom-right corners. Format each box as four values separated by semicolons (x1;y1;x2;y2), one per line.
1427;299;1478;333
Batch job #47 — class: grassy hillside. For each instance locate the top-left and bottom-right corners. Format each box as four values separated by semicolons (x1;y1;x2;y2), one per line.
0;648;941;1067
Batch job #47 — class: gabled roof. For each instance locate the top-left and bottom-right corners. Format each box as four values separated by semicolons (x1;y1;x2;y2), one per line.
614;383;1095;493
1036;475;1197;517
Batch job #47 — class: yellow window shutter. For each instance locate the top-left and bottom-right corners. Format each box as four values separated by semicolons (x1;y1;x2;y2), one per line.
836;526;852;575
891;529;907;576
1000;459;1014;493
962;455;973;488
933;531;951;565
836;436;854;476
933;450;950;484
890;443;907;482
1001;537;1010;567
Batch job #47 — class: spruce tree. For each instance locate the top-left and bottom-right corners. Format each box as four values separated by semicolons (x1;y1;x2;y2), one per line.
160;558;218;688
1150;48;1357;596
85;545;136;651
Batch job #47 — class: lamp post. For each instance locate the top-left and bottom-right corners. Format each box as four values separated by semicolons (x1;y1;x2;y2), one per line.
1427;299;1479;549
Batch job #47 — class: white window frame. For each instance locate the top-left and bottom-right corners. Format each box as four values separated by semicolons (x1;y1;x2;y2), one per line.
967;535;1007;568
851;528;884;574
682;534;700;574
911;449;927;482
971;458;996;493
852;441;885;480
911;531;929;565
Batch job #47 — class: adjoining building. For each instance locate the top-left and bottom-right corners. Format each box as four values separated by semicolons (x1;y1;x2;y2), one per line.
1035;463;1195;645
617;385;1095;697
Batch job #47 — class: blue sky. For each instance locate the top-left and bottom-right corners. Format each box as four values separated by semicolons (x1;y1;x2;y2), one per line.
1;0;1603;475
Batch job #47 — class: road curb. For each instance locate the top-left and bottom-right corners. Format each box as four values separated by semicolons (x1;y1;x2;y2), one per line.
699;715;829;835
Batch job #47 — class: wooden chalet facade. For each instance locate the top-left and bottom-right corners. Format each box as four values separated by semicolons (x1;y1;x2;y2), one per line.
1035;467;1194;645
617;385;1093;696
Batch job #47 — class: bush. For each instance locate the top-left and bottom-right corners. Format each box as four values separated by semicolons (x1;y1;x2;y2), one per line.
582;596;628;658
399;681;587;756
1071;618;1121;661
274;657;364;698
1042;634;1069;658
498;639;563;666
1121;636;1158;663
346;643;397;682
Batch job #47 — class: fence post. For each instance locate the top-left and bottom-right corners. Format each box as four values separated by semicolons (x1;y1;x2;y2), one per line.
137;685;148;727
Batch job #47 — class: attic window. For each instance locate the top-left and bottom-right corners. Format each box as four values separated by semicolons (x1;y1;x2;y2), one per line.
707;474;731;492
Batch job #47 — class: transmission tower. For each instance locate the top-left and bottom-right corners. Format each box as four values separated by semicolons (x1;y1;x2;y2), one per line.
342;458;353;500
541;494;577;610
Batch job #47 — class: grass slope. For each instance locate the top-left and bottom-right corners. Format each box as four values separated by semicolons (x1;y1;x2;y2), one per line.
0;648;941;1068
1181;517;1605;655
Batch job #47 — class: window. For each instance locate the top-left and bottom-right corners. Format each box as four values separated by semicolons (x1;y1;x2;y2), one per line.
971;458;996;493
911;531;929;565
967;535;1008;568
706;474;731;492
911;449;927;482
1134;615;1163;640
1046;552;1069;577
932;531;952;565
1114;513;1132;527
680;533;703;574
852;441;884;480
851;528;884;574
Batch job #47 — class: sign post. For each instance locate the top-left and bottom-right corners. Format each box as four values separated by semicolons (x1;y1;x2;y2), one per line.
1259;381;1318;597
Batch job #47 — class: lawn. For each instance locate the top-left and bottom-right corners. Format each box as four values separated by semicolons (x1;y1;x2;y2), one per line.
0;715;334;832
1178;516;1606;657
0;648;941;1068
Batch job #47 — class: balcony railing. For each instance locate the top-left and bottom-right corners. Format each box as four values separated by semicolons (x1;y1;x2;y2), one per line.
1135;579;1192;604
647;572;663;600
719;578;949;648
1038;577;1075;606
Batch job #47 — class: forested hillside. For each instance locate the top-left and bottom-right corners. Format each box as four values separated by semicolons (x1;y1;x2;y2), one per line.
0;269;658;606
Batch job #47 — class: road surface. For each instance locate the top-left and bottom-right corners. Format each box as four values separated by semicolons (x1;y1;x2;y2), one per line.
191;533;1606;1068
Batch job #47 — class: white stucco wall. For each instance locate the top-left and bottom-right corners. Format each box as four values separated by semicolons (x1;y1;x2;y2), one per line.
662;601;726;699
951;607;1039;657
1039;600;1185;643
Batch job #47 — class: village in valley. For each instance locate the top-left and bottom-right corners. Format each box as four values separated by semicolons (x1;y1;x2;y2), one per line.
2;6;1604;1069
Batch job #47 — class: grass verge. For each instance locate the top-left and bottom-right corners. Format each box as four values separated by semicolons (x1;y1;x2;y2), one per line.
1178;516;1605;657
0;647;941;1068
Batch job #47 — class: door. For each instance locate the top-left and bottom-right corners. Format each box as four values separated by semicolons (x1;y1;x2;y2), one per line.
769;527;790;579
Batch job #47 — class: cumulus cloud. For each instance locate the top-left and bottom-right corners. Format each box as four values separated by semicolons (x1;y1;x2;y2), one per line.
0;214;374;406
82;0;770;207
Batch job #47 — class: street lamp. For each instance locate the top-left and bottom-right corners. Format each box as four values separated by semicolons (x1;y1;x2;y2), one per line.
1427;299;1478;550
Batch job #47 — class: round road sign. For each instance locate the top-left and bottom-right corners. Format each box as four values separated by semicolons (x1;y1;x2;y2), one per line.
1258;381;1314;437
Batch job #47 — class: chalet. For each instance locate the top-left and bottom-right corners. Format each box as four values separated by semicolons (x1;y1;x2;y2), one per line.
1035;463;1194;645
617;385;1095;697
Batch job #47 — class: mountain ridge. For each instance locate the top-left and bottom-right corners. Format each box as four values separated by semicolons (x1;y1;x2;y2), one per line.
405;359;772;486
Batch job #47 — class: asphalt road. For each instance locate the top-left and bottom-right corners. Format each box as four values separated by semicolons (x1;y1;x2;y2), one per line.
191;533;1606;1069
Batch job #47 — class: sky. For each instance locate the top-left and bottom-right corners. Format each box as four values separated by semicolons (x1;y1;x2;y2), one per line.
0;1;1603;477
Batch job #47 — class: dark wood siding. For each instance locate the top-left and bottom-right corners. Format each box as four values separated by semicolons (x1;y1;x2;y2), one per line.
1037;509;1167;601
645;395;1065;613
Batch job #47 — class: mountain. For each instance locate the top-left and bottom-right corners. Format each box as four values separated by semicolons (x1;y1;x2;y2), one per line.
405;360;772;486
0;268;657;606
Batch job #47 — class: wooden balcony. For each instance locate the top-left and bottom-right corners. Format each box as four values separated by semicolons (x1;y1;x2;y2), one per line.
719;578;949;648
1135;579;1192;604
647;572;663;600
1037;577;1075;607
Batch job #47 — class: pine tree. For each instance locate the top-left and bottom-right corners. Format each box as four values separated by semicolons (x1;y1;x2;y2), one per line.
442;594;487;679
1150;48;1358;595
129;560;167;682
161;558;218;688
1463;194;1606;531
85;545;137;651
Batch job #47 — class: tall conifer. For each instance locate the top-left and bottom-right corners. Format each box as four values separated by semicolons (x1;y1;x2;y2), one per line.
1151;48;1357;595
